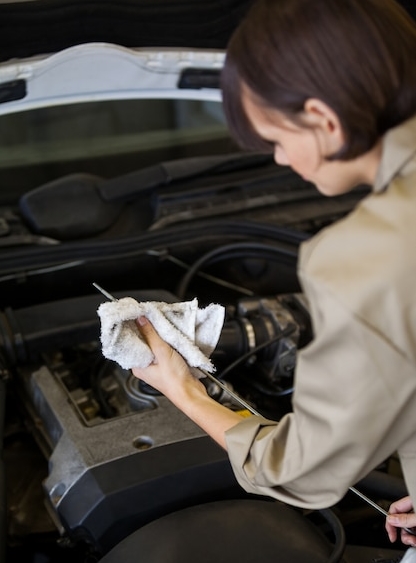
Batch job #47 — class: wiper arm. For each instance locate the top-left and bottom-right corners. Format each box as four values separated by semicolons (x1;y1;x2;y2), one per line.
98;152;272;203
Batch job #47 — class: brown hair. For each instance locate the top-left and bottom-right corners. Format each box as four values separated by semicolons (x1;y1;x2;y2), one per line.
221;0;416;160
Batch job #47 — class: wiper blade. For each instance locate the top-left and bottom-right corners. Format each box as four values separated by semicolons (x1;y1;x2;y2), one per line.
19;153;274;241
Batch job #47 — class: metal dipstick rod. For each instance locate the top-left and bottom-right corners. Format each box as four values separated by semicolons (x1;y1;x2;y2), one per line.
93;282;117;302
92;282;415;534
349;486;391;518
349;486;415;535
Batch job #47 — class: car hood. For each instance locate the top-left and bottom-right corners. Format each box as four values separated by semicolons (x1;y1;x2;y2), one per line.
1;0;415;117
0;0;254;115
0;42;227;115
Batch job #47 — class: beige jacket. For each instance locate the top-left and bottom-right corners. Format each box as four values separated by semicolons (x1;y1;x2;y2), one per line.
225;114;416;509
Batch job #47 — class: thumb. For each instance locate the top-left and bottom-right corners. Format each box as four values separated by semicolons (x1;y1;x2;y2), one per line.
387;513;415;528
135;316;165;348
136;316;154;339
137;315;149;328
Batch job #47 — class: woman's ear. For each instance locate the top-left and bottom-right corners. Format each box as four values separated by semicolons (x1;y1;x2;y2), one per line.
302;98;345;154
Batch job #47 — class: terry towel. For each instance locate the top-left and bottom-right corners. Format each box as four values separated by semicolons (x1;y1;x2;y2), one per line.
97;297;225;374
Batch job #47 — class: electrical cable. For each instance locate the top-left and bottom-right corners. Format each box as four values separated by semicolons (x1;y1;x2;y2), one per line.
0;260;85;283
157;252;255;296
176;241;298;299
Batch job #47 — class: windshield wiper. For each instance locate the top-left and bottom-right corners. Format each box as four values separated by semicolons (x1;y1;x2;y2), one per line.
19;153;274;240
97;152;273;202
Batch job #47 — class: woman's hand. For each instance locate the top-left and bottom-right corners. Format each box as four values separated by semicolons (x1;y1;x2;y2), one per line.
132;316;245;449
386;496;416;546
132;316;206;399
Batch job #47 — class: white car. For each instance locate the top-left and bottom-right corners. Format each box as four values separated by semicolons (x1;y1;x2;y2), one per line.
0;2;413;562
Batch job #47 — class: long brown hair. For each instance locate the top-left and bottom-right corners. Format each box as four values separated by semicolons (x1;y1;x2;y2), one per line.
221;0;416;160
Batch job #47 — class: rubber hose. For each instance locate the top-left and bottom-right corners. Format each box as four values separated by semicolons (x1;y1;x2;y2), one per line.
318;508;346;563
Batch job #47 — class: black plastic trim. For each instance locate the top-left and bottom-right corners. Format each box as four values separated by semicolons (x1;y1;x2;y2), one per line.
56;435;244;554
0;79;26;104
178;68;221;90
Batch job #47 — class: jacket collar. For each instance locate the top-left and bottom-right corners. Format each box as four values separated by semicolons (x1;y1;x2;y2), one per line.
374;113;416;192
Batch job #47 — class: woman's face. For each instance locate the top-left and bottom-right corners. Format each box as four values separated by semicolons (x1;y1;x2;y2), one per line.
241;87;380;195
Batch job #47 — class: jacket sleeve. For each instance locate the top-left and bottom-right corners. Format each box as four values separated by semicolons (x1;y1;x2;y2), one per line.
225;284;416;509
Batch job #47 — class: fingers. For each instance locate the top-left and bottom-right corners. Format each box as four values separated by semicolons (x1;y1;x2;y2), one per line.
136;316;160;346
387;512;416;531
131;315;198;400
400;528;416;547
129;318;162;381
385;521;398;544
397;523;416;547
386;512;398;543
133;315;189;375
135;316;172;358
386;497;416;546
389;496;413;515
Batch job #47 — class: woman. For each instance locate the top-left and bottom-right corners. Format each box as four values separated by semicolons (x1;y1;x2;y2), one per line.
133;0;416;548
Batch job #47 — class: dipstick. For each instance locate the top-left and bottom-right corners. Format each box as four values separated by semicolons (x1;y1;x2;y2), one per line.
92;282;415;535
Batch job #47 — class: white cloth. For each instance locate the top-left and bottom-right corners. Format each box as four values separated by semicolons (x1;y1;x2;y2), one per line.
401;549;416;563
97;297;225;374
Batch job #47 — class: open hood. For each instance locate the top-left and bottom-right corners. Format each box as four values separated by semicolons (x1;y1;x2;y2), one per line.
0;43;225;115
0;0;255;115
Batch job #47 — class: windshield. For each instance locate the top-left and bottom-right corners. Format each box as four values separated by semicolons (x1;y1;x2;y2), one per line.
0;97;238;203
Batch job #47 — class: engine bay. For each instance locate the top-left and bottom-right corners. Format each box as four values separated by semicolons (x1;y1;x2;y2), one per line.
0;136;407;563
0;159;408;562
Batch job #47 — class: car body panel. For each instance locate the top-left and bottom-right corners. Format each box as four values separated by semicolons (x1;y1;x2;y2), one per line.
0;44;224;116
